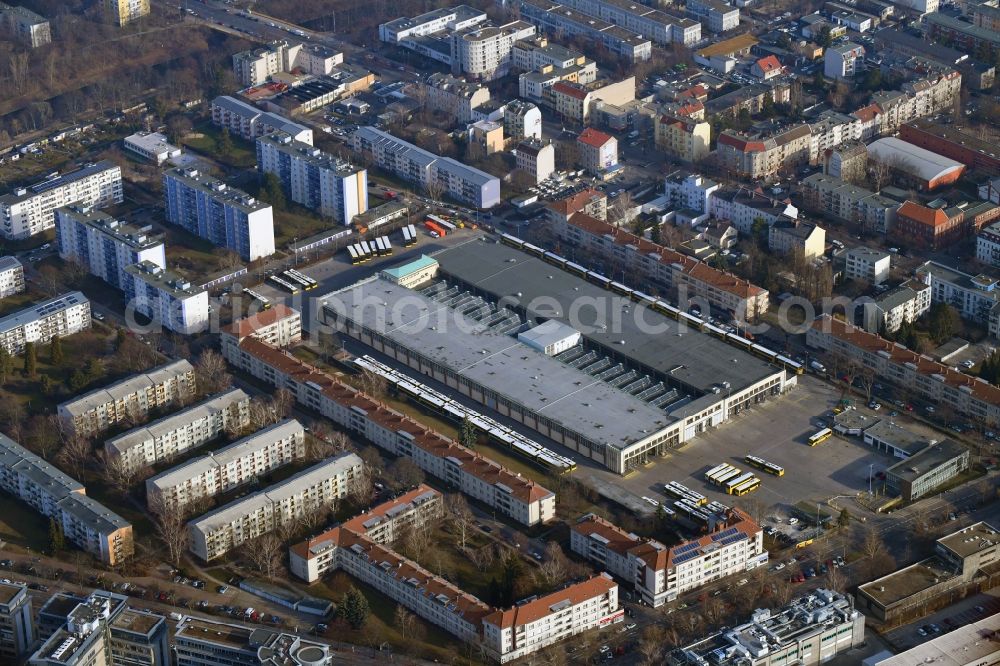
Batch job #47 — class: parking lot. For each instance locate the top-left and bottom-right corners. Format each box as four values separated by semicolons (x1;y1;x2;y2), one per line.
883;590;1000;652
582;374;902;520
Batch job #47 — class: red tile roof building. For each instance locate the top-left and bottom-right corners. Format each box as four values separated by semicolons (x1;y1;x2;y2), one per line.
223;303;301;349
892;200;967;250
751;55;782;80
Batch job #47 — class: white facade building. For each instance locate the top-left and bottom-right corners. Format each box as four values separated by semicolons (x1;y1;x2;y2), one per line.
916;261;1000;338
862;279;932;334
515;139;555;184
452;21;536;79
232;40;343;87
222;303;302;352
174;617;332;666
0;161;122;240
163;168;275;262
210;96;313;145
824;42;866;80
663;172;720;222
976;221;1000;268
845;246;891;285
256;133;368;224
57;360;196;437
55;206;166;291
0;291;90;355
0;256;24;299
124;261;209;335
223;337;556;526
146;419;306;512
188;452;363;561
105;388;252;474
123;131;181;165
504;100;543;141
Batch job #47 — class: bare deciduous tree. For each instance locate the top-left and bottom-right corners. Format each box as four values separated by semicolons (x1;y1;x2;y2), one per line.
445;493;473;550
98;450;147;498
386;457;425;492
356;369;388;400
401;519;433;561
149;495;189;569
56;434;92;480
195;349;232;396
242;532;284;581
306;430;349;462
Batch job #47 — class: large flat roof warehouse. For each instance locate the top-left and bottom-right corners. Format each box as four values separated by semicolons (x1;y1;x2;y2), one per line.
432;238;779;396
874;613;1000;666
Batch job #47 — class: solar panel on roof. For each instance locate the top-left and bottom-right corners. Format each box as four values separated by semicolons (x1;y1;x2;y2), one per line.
674;541;700;555
719;534;747;547
711;527;739;542
674;550;701;565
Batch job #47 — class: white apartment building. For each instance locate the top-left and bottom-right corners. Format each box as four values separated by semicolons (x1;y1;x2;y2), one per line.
667;590;865;665
686;0;740;32
533;0;700;46
862;279;931;334
174;617;333;666
163;168;275;262
55;206;166;291
256;133;368;224
801;173;900;234
124;261;209;335
0;291;90;355
379;5;488;46
452;21;536;79
916;261;1000;337
0;3;50;48
146;418;306;512
570;509;766;607
423;73;492;124
289;484;444;582
0;434;133;566
351;127;501;208
481;574;622;662
807;315;1000;425
845;246;891;285
0;161;122;239
221;303;302;354
188;452;363;561
825;42;866;80
232;40;343;87
517;0;654;61
577;128;618;176
210;96;313;145
105;388;252;474
123;131;181;166
222;337;556;526
504;100;543;141
0;256;24;299
510;36;592;73
663;172;720;223
57;359;196;437
515;139;555;184
977;221;1000;267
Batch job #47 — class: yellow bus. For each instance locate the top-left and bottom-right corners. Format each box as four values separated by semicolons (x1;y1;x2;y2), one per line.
808;428;833;446
732;477;760;496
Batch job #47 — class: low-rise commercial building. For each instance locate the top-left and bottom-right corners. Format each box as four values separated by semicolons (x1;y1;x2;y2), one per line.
872;613;1000;666
900;119;1000;176
0;434;132;565
188;452;363;561
0;257;24;299
351;127;500;209
55;206;166;290
163;167;275;262
123;131;181;166
867;137;966;191
807;315;1000;425
667;589;865;665
570;509;765;607
124;261;209;335
0;161;123;239
845;246;891;285
0;291;90;355
210;96;313;145
289;484;444;582
105;388;252;474
146;419;306;512
222;338;556;526
57;360;196;437
174;616;333;666
885;438;969;501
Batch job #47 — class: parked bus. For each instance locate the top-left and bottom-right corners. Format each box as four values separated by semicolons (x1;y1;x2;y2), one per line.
267;274;299;294
286;269;317;290
713;467;743;487
705;463;733;483
663;482;707;506
745;454;784;476
243;288;271;309
379;236;393;255
425;220;446;237
406;224;417;244
731;477;760;496
808;428;833;447
429;214;456;232
725;472;756;494
347;245;360;264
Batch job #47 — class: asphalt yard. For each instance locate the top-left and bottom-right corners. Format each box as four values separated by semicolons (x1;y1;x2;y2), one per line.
581;374;901;519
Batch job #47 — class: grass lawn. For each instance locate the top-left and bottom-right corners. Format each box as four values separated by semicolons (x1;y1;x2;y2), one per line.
274;207;332;250
183;121;256;169
0;495;51;551
0;289;48;318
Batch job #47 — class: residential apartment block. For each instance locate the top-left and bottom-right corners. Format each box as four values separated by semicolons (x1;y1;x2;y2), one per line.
916;261;1000;337
861;279;932;334
824;41;865;79
0;161;122;240
654;111;711;162
232;40;344;87
188;452;363;560
504;100;543;141
708;186;797;234
146;418;306;513
717;124;812;180
577;128;618;176
163;167;275;261
0;291;90;355
686;0;740;32
807;315;1000;425
517;0;653;62
55;206;166;290
173;617;332;666
105;388;252;474
378;5;488;67
532;0;700;46
0;434;133;565
0;256;24;299
221;303;302;353
548;77;635;124
289;484;444;582
351;127;500;209
552;212;770;319
667;589;864;665
0;3;50;48
222;337;556;526
0;582;34;661
977;221;1000;267
104;0;148;26
124;261;209;335
256;133;368;225
515;139;555;184
57;360;196;437
663;172;720;223
570;509;765;607
422;73;492;124
845;246;891;285
801;173;900;234
210;96;313;145
452;20;536;79
768;220;826;260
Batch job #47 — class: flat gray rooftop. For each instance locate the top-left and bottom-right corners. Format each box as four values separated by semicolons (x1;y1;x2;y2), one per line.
325;279;675;452
432;238;780;395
